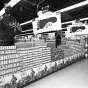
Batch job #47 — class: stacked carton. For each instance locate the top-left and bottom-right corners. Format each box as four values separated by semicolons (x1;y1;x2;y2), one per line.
0;46;21;78
69;42;85;54
50;48;64;62
34;42;47;47
64;49;74;58
31;48;43;68
17;47;32;72
62;40;85;58
41;47;51;64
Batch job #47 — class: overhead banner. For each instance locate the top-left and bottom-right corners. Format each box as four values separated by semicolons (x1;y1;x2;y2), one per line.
65;22;88;37
32;11;61;34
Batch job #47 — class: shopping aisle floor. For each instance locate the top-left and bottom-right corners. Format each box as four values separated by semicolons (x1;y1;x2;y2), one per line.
24;59;88;88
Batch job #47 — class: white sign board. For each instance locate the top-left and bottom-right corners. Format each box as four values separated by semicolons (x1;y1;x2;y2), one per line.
32;11;61;34
65;23;88;37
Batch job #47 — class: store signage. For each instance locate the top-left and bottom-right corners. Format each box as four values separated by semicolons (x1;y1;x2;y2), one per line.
32;11;61;34
65;23;88;37
70;26;85;33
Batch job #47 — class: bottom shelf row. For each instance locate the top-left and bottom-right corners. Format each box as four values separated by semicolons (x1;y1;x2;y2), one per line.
0;53;85;88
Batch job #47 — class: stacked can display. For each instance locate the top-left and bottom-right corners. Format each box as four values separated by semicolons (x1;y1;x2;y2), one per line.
0;46;21;78
31;47;43;68
41;47;51;64
85;35;88;59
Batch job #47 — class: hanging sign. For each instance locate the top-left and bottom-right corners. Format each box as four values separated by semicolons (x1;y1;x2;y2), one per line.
65;22;88;37
32;11;61;34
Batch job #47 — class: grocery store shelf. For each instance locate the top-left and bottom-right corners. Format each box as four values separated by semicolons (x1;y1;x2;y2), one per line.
24;59;88;88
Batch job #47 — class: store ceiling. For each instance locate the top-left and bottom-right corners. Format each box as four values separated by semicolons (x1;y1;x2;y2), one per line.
0;0;88;33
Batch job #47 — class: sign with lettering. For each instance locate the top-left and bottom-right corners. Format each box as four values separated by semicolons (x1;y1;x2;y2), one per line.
65;23;88;37
32;11;61;34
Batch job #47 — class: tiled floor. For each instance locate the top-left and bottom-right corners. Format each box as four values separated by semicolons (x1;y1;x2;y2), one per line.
24;59;88;88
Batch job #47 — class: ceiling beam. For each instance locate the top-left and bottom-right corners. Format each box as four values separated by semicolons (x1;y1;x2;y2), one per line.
15;17;29;21
12;12;34;18
54;0;69;6
23;6;37;12
49;0;57;6
43;2;57;10
69;0;75;4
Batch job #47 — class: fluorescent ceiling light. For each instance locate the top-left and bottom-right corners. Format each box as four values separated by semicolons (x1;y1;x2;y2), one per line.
0;9;5;16
59;0;88;12
20;20;32;26
9;0;20;7
22;29;33;32
0;0;20;16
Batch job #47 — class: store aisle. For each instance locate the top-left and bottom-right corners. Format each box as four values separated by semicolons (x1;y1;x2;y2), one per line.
24;59;88;88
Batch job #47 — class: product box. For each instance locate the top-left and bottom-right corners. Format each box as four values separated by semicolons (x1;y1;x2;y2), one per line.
0;46;5;50
0;51;4;54
5;50;17;54
0;56;4;60
4;46;16;50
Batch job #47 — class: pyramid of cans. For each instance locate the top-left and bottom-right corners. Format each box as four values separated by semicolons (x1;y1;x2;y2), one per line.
0;46;21;78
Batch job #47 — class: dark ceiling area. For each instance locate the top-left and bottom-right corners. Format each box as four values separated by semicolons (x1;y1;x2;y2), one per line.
0;0;88;34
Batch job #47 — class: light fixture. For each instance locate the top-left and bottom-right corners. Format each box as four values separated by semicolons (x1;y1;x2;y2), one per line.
0;0;20;16
59;0;88;13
